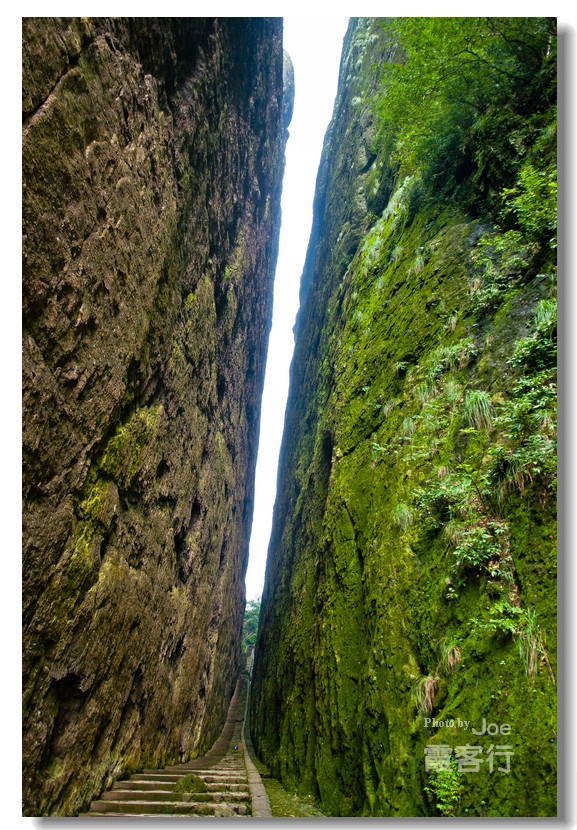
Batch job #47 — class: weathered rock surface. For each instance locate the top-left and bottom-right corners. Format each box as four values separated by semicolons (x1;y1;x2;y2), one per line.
251;18;556;817
22;17;288;816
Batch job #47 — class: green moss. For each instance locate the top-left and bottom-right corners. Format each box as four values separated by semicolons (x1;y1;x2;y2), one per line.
173;773;208;795
252;17;556;818
99;405;162;489
255;165;556;816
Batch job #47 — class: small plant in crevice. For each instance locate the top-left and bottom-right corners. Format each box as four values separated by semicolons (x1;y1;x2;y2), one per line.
392;502;414;530
424;756;463;818
472;598;523;638
371;442;387;467
516;608;556;684
443;380;462;409
445;311;459;332
471;602;556;683
390;244;404;262
401;416;416;440
451;521;506;577
509;298;557;372
381;398;398;418
425;337;477;380
382;175;418;230
487;309;557;499
408;249;426;277
413;466;489;533
463;389;493;430
394;360;409;378
437;637;462;676
412;674;438;715
416;379;436;407
469;230;537;314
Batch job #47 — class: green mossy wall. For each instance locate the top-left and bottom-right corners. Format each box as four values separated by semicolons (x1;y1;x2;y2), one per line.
23;17;288;815
250;18;556;817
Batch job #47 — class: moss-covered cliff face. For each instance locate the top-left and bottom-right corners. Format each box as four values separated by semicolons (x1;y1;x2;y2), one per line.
251;18;556;817
22;17;288;816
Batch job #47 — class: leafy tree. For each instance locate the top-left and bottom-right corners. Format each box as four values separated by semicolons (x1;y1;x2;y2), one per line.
242;598;261;650
376;18;556;212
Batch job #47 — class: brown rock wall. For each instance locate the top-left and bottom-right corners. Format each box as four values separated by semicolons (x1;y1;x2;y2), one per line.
22;17;286;815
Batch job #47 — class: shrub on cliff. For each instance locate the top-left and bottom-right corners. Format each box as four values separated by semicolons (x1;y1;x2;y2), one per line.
376;17;556;214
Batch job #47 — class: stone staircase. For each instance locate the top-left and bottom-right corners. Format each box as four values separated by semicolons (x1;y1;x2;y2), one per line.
82;657;269;817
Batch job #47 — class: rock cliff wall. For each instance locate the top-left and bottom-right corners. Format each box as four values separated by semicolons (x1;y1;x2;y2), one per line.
22;17;288;815
251;18;556;817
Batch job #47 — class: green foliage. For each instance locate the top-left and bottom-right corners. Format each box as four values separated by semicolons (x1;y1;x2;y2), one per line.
472;598;524;636
469;601;556;685
424;757;464;817
494;371;556;440
242;598;261;650
413;466;488;532
470;231;537;313
400;416;416;440
452;522;505;573
471;604;554;682
487;302;557;497
424;338;477;379
392;502;413;530
437;637;461;675
463;389;493;430
516;608;555;683
502;159;557;247
489;434;556;498
376;17;556;211
510;299;557;371
416;379;436;407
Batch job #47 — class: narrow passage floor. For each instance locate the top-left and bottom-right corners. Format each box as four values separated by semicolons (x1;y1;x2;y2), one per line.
83;660;269;817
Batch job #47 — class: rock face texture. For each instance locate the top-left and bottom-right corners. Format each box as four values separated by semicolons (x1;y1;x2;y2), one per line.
22;17;289;816
251;18;556;817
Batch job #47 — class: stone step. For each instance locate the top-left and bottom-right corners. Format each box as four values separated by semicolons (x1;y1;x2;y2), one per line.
204;782;248;792
198;776;247;785
88;799;250;816
105;789;249;803
104;790;177;802
180;792;249;804
135;770;246;781
133;772;183;781
112;778;247;793
112;780;176;792
194;770;247;777
80;812;251;819
141;769;244;780
85;667;271;818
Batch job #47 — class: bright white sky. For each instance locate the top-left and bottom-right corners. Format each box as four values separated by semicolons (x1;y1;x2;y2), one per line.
244;17;349;600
